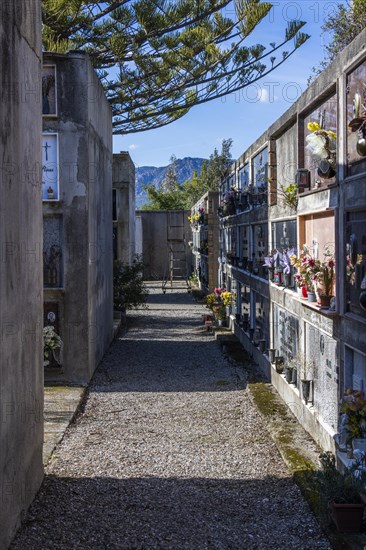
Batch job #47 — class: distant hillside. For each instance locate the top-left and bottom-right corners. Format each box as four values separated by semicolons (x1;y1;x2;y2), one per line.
136;156;206;209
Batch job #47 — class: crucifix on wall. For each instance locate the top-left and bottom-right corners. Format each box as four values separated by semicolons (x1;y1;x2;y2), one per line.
42;133;59;201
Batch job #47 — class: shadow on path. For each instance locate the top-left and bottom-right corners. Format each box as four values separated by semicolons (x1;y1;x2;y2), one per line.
11;474;328;550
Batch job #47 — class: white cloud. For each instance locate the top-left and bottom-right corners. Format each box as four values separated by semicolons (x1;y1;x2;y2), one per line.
259;88;269;103
259;87;279;103
129;143;139;150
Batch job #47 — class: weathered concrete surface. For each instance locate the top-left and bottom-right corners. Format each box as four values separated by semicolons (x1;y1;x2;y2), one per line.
43;52;113;385
113;152;136;263
43;386;85;466
0;1;43;548
137;210;192;280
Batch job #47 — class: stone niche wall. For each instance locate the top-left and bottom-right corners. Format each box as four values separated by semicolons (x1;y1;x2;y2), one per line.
304;322;338;433
42;52;113;385
0;1;43;548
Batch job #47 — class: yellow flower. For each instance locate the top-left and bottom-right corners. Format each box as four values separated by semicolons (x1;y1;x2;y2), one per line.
307;121;321;132
327;130;337;139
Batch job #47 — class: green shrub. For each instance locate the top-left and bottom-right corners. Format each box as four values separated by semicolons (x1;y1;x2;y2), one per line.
113;255;149;310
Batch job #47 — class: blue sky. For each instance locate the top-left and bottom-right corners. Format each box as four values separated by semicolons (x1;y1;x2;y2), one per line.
113;1;343;168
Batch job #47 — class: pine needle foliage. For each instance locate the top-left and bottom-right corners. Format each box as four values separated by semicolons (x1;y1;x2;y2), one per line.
42;0;309;133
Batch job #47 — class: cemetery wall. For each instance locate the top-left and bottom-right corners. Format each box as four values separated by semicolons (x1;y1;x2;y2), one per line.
219;28;366;451
42;52;113;385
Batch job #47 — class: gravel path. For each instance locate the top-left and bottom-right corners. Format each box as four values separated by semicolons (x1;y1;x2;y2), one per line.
11;284;331;550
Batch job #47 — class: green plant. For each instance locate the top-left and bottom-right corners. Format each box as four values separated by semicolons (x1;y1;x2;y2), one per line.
113;255;149;310
315;247;335;297
43;4;309;134
188;272;199;287
340;389;366;443
316;451;366;505
279;183;298;210
43;325;62;367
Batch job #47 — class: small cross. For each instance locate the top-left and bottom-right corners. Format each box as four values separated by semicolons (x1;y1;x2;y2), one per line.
43;141;51;162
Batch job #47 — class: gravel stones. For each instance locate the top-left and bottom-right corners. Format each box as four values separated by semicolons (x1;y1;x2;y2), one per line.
11;283;331;549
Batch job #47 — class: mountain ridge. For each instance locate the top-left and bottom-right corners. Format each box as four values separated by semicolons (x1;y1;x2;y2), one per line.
136;156;206;208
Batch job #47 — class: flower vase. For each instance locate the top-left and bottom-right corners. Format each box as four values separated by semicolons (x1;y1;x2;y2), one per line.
301;286;308;299
319;295;331;308
307;291;316;302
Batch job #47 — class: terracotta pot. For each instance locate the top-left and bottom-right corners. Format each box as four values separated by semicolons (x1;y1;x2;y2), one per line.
319;294;331;308
330;501;364;532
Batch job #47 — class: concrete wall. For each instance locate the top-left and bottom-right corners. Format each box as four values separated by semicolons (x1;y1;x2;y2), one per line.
137;210;192;280
0;1;44;547
219;28;366;452
43;52;113;385
113;152;136;264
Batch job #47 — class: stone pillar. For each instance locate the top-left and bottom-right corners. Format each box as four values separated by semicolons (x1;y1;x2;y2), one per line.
113;152;136;264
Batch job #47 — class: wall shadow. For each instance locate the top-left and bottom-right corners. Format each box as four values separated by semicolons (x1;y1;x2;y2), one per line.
93;337;247;393
10;474;327;549
147;290;198;306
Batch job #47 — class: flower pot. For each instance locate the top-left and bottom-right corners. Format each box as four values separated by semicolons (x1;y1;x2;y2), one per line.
301;286;308;298
275;356;284;374
291;367;297;386
307;291;316;302
301;380;311;404
284;366;293;383
317;159;336;179
330;501;364;533
319;294;331;308
274;270;283;285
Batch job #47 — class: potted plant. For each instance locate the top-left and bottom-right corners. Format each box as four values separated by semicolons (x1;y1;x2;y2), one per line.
316;451;366;533
314;247;335;307
263;250;278;281
279;183;298;210
43;325;63;367
205;287;234;327
305;121;337;180
284;363;294;383
216;304;227;326
298;355;313;404
275;356;284;374
339;389;366;447
290;246;320;301
286;355;300;385
280;248;296;287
